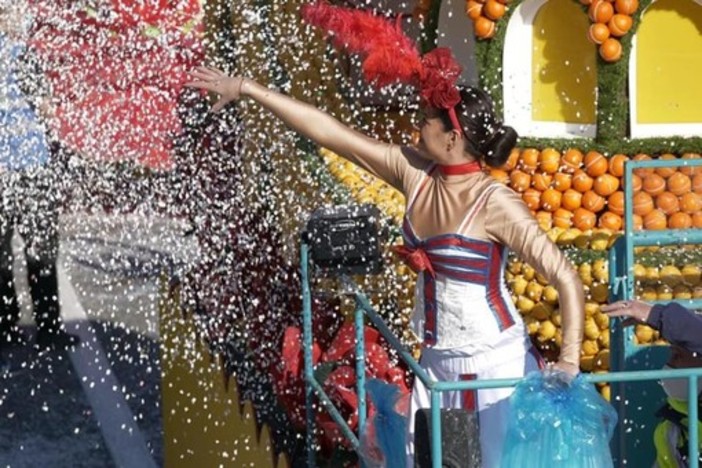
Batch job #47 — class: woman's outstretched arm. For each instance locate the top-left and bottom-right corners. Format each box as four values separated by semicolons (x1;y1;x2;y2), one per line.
187;67;410;189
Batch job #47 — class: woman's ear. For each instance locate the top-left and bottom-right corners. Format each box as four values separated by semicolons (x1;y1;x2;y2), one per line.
446;129;462;150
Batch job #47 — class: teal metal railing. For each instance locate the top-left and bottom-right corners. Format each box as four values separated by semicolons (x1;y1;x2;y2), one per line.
302;241;701;467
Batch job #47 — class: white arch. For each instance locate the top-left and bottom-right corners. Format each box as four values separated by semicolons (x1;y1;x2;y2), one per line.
503;0;596;138
629;0;702;138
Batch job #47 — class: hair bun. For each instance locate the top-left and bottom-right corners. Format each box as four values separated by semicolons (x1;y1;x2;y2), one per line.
482;125;518;168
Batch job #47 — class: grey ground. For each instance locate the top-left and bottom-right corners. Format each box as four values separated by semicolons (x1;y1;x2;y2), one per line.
0;212;198;468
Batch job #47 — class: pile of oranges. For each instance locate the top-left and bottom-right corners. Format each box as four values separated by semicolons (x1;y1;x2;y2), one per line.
465;0;509;39
585;0;639;62
489;148;702;232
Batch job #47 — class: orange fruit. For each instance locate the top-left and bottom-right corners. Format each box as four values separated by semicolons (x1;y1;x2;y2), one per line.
693;173;702;194
680;192;702;213
561;149;584;173
520;148;540;174
667;172;691;196
588;23;611;45
510;170;531;193
502;148;520;171
655;191;680;215
573;208;597;231
589;0;614;23
668;212;692;229
642;173;666;196
466;0;483;19
608;153;629;177
483;0;506;20
655;153;678;178
572;170;594;193
523;189;542;211
632;174;642;192
594;173;620;196
490;168;510;184
532;173;553;192
615;0;638;15
539;148;561;174
553;208;574;228
582;190;606;213
693;211;702;228
599;38;622;62
540;188;563;212
535;211;553;230
599;211;623;231
632;154;654;177
680;153;701;176
474;16;496;39
633;191;654;216
584;151;608;177
631;214;644;230
553;173;573;192
644;209;667;230
607;191;625;215
608;14;633;37
562;189;583;211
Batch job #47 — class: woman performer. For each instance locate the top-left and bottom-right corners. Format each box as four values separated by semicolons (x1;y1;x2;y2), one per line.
187;7;583;468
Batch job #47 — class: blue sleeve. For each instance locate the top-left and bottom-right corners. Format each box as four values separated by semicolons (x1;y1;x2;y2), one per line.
647;303;702;354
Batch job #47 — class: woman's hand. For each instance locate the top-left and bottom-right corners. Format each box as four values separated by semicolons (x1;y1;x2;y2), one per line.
186;66;247;112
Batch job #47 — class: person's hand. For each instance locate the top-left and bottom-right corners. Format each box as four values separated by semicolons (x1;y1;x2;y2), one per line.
601;300;653;326
186;66;247;112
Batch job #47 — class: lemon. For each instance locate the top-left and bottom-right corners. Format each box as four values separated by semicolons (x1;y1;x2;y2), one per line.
595;349;610;370
592;259;609;283
551;311;562;327
639;286;658;302
645;266;660;283
633;263;647;283
508;260;523;275
694;286;702;299
682;264;701;286
557;228;582;247
590;230;611;251
509;276;528;296
580;355;595;372
526;281;545;302
607;233;623;249
547;227;565;243
531;301;554;320
585;301;600;317
535;272;549;286
660;265;683;288
516;296;535;314
537;320;557;342
523;315;540;335
573;229;593;250
554;330;563;347
589;282;609;303
582;339;599;356
543;285;559;305
584;317;601;340
635;324;655;343
579;263;593;286
601;384;611;401
521;264;536;281
594;311;610;330
598;328;610;348
656;284;673;301
673;284;692;300
505;271;515;282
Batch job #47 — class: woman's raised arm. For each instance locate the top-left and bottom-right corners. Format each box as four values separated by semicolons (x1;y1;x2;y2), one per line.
187;67;408;189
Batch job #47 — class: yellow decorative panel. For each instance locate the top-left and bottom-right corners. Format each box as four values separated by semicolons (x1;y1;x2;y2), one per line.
636;0;702;123
532;0;597;123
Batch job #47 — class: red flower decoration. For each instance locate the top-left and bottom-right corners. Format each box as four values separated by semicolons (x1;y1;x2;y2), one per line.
419;47;462;109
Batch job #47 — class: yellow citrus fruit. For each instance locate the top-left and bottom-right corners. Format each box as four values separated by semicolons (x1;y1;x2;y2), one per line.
589;282;609;303
526;281;545;302
592;258;609;283
531;301;554;320
516;296;535;314
657;284;673;301
673;285;692;300
585;301;601;317
537;320;557;342
660;265;683;287
543;285;559;304
509;276;528;296
584;317;601;340
598;328;610;348
579;263;594;286
682;264;701;286
635;324;655;343
582;339;600;356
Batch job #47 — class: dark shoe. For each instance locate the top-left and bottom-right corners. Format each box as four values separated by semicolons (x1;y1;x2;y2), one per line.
1;326;28;346
35;328;80;349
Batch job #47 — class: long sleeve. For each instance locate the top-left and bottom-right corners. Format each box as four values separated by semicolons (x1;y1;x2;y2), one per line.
648;302;702;354
485;185;585;367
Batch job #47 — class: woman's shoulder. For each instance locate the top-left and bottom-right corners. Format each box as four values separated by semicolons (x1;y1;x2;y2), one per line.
399;145;433;171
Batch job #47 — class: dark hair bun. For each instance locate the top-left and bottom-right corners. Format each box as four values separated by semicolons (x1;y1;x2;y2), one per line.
482;125;518;168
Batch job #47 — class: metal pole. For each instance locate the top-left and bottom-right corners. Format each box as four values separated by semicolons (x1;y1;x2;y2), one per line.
355;304;367;453
301;242;316;468
689;377;699;468
430;390;442;468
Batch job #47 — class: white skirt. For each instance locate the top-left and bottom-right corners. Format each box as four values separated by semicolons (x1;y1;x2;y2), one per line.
406;336;543;468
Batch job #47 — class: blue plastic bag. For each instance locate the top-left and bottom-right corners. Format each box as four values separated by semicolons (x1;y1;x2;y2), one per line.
501;370;618;468
359;379;409;468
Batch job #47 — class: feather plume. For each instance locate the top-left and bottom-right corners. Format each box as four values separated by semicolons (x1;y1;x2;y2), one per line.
301;1;422;88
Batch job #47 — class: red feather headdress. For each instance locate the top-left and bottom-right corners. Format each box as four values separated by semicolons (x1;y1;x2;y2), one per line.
301;1;464;134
